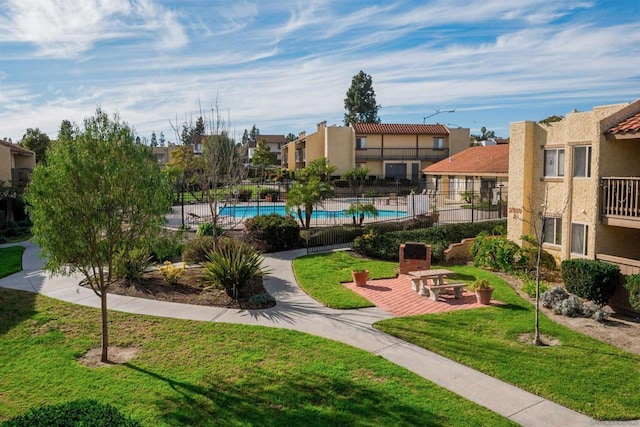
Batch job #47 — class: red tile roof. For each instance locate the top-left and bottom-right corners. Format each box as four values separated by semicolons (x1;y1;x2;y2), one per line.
353;123;449;135
608;111;640;134
0;139;34;156
423;145;509;175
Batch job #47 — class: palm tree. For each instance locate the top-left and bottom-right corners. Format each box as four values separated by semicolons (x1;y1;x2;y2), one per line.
344;202;378;226
286;176;329;229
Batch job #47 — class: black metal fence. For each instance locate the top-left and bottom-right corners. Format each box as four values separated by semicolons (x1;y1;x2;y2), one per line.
165;181;508;252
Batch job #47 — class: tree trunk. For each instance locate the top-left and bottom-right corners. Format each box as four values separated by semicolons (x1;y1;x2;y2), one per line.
533;239;544;346
100;291;109;362
304;207;313;230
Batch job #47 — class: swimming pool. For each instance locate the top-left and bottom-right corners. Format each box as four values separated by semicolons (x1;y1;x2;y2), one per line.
219;205;406;219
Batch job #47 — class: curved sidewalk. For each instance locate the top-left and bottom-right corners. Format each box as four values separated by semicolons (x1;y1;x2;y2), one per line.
1;240;636;427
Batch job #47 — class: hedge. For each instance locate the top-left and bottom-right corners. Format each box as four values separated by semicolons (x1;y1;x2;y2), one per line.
243;214;301;252
561;259;620;306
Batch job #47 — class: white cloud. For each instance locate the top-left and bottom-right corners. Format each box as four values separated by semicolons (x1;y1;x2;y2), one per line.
0;0;188;57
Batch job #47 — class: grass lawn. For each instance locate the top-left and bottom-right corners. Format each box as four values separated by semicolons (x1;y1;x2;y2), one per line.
294;252;640;420
0;288;512;426
293;251;398;308
0;246;25;279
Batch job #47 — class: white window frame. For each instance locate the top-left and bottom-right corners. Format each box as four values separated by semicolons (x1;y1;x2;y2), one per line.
570;223;588;256
542;217;562;246
543;148;565;177
433;137;444;150
356;137;367;150
573;145;592;178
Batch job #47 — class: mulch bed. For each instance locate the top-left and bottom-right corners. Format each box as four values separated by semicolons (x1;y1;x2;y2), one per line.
85;267;275;310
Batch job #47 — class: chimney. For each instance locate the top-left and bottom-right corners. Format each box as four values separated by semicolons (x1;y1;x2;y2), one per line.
299;131;306;139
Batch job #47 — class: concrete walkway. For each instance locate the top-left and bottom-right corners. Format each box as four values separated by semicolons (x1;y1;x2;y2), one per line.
1;240;637;426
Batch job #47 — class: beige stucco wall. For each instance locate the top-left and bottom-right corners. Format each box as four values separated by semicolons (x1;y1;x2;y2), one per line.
448;128;471;156
0;144;13;183
508;101;640;262
324;126;355;175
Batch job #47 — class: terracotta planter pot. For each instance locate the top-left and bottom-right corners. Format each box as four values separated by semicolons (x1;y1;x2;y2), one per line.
352;270;369;287
475;287;494;305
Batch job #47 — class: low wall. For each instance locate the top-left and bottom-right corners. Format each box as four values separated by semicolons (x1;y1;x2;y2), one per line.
444;238;475;264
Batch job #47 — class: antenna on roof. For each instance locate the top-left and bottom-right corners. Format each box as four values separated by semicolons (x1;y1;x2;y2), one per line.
423;109;455;124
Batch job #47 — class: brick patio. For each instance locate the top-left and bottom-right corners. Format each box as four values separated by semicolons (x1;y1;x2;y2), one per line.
344;274;494;317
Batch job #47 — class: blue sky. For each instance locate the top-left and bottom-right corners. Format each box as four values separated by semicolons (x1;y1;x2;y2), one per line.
1;0;639;143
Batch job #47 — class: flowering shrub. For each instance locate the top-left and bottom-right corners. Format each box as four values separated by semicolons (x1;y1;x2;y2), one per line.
158;261;185;285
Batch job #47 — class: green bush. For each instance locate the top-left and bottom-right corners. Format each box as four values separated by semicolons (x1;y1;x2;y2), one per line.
182;236;241;264
244;214;300;252
353;220;505;263
471;233;528;272
1;399;139;427
237;189;252;202
195;221;222;237
202;243;268;299
561;259;621;306
148;229;184;262
520;274;551;297
624;274;640;311
113;246;153;283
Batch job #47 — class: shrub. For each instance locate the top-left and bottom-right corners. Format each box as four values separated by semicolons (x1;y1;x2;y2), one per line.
554;295;584;317
202;243;268;299
471;233;528;272
113;246;153;283
182;236;241;265
196;222;222;237
148;229;184;262
246;292;276;309
520;275;551;297
244;214;300;252
541;286;569;309
561;259;620;306
624;274;640;312
353;220;505;263
237;189;252;202
158;261;186;285
1;399;140;427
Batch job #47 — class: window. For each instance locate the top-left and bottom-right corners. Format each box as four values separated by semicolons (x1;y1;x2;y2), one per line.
571;223;588;255
573;145;592;178
543;217;562;245
356;137;367;150
543;148;565;177
433;137;444;150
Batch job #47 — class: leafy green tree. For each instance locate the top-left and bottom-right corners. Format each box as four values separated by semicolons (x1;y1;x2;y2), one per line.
344;70;381;126
242;129;250;145
252;138;277;168
249;124;260;143
150;131;158;147
285;132;297;142
344;202;378;226
58;119;75;141
25;108;173;363
159;132;165;146
18;128;51;164
298;157;337;182
286;176;330;229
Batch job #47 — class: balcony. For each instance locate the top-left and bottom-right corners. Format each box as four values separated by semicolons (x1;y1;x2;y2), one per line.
601;177;640;228
355;147;449;162
11;168;32;187
295;149;306;163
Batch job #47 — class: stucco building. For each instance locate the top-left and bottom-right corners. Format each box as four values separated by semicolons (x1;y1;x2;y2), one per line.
0;139;35;187
281;121;470;179
508;100;640;274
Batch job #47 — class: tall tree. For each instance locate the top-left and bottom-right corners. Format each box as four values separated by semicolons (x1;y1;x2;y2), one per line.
249;124;260;142
25;108;173;363
252;138;277;168
344;70;381;126
285;132;297;142
159;132;166;146
58;119;75;141
471;126;496;142
150;131;158;147
242;129;250;145
18;128;51;164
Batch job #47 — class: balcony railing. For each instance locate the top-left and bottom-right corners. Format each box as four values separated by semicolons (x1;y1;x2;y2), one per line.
355;147;449;161
295;149;306;162
11;168;32;187
601;177;640;220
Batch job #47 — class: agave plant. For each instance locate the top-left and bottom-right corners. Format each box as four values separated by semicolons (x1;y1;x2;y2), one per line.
202;243;269;300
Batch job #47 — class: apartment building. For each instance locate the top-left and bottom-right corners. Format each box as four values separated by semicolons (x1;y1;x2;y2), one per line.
282;121;470;180
248;134;286;163
0;139;35;187
508;100;640;274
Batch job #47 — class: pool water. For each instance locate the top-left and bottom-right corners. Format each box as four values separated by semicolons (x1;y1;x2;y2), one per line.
218;205;406;219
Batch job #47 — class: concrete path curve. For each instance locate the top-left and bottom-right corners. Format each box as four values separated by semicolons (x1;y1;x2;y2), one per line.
1;240;637;427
